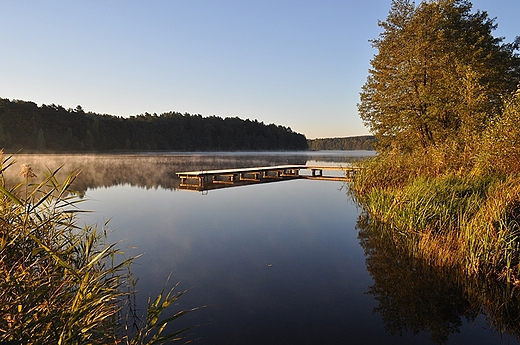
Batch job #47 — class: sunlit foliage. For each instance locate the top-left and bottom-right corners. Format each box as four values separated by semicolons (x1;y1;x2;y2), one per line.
359;0;520;154
352;0;520;286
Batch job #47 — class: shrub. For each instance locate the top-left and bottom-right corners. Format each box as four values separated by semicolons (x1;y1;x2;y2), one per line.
474;89;520;175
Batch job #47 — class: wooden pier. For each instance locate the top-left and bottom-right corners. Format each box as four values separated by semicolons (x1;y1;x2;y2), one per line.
176;165;361;191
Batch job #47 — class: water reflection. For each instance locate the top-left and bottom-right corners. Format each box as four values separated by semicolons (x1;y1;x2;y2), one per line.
357;213;520;344
177;165;357;192
3;151;371;193
81;176;376;344
5;151;519;344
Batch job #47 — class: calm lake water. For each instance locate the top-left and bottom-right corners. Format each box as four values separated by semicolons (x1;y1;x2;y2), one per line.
8;152;520;344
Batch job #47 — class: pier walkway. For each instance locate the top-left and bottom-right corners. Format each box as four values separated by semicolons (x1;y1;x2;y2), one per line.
176;165;361;191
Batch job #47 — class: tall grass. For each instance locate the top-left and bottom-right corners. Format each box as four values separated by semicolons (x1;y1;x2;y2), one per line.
351;153;520;281
0;151;194;344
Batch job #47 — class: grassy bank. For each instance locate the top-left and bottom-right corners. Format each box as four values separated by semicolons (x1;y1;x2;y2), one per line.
351;153;520;283
351;89;520;283
0;151;193;344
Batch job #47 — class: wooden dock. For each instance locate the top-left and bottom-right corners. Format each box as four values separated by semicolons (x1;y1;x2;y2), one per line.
176;165;361;191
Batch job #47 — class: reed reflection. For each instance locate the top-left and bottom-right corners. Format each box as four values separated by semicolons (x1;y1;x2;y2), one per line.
357;213;520;344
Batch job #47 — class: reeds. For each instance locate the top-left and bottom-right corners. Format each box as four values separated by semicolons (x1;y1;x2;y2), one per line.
351;154;520;281
0;151;193;344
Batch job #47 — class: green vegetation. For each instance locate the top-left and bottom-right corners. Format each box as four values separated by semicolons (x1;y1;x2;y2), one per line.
307;135;376;151
359;0;519;154
0;100;308;152
0;151;194;344
353;0;520;283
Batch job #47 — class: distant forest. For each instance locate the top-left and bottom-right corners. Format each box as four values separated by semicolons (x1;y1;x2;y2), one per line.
308;136;375;151
0;98;308;152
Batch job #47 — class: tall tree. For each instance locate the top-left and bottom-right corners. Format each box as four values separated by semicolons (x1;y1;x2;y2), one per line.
358;0;520;153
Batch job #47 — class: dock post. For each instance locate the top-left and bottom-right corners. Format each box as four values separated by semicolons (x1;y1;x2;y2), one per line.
311;169;323;177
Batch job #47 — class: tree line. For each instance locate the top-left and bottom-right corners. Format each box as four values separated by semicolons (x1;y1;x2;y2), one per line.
307;135;375;151
0;99;308;152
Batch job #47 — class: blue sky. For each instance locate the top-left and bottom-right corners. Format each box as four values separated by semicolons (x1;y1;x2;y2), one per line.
0;1;518;139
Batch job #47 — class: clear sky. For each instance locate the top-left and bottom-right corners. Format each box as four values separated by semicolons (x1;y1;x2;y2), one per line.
0;1;518;139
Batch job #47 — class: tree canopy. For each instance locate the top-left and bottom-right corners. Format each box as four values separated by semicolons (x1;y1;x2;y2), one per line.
358;0;520;154
0;98;308;152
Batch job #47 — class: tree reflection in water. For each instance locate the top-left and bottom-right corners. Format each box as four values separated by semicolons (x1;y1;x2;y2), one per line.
357;213;520;344
3;152;369;193
2;153;310;192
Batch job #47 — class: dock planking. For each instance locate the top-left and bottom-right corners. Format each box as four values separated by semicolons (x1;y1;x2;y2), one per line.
176;165;361;191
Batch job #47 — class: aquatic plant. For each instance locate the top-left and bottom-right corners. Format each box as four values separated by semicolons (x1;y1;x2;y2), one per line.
0;151;193;344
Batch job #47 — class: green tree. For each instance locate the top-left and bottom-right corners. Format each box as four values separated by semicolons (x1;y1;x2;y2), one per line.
0;124;5;148
358;0;520;154
37;128;45;150
85;130;94;150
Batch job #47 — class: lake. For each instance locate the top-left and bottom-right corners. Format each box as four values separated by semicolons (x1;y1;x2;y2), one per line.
7;152;520;344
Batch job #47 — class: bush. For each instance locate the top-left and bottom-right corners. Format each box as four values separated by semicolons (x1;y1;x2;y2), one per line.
475;89;520;175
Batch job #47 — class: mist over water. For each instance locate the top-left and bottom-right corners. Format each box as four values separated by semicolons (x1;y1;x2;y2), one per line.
4;151;374;192
5;151;519;344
